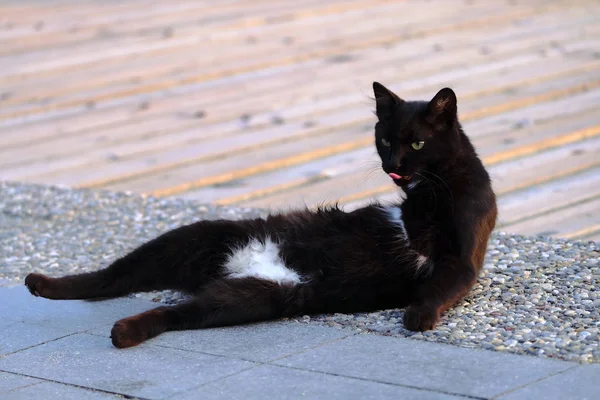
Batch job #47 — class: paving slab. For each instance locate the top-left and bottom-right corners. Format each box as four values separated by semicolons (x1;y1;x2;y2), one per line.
0;320;72;356
0;333;256;399
3;182;599;364
496;364;600;400
181;364;468;400
274;333;576;399
90;321;352;362
0;371;43;393
1;381;123;400
0;286;158;332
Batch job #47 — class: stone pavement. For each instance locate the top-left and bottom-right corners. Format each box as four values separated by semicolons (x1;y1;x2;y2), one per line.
0;286;596;400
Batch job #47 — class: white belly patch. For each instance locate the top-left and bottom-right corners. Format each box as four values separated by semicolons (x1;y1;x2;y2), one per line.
223;237;302;284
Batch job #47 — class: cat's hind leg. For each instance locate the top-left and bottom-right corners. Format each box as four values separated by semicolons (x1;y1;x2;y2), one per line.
110;278;308;348
24;219;256;300
25;244;184;300
24;254;169;301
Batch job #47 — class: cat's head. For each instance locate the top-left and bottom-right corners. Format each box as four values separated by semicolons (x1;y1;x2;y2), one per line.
373;82;459;187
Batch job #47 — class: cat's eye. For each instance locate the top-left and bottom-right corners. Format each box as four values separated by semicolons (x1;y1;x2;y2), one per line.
411;141;425;150
381;138;391;147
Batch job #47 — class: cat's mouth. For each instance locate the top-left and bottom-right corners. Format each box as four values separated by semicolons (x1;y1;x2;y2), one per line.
388;172;412;183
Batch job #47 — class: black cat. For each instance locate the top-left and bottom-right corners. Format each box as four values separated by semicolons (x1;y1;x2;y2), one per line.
25;82;497;348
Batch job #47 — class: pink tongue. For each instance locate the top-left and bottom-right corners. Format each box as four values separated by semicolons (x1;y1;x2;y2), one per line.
389;173;402;180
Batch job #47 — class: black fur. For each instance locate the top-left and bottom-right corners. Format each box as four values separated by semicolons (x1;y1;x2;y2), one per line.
25;83;497;348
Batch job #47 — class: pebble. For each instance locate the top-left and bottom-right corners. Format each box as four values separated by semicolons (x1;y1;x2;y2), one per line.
1;181;598;364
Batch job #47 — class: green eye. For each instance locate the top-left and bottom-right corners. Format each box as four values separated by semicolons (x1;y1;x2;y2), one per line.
381;138;391;147
411;141;425;150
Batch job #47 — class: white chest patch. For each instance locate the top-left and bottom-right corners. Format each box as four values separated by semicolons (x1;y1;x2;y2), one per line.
406;179;421;191
223;238;302;285
382;206;409;242
382;206;431;272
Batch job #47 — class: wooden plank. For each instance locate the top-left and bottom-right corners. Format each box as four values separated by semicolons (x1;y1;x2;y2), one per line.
10;77;598;192
580;231;600;242
1;0;598;240
321;88;600;206
0;0;389;100
187;147;379;205
490;137;600;197
497;167;600;228
210;107;600;206
2;33;590;150
340;154;600;238
0;1;268;43
0;1;152;25
3;38;596;160
2;13;595;145
562;224;600;241
229;124;600;209
4;54;597;170
0;2;578;122
0;108;370;181
0;1;399;56
0;0;463;77
3;4;592;108
226;88;600;208
239;164;390;210
99;126;375;194
502;196;600;238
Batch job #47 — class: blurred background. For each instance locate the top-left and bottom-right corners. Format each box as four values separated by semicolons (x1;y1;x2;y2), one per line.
0;0;599;240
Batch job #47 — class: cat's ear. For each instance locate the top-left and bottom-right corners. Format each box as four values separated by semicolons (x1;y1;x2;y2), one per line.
426;88;457;130
373;82;403;119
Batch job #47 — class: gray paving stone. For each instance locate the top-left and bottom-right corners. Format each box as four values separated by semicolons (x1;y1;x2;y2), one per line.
90;321;351;362
0;320;71;356
496;364;600;400
0;286;156;332
178;364;467;400
1;381;122;400
0;333;255;399
0;371;42;393
274;334;575;399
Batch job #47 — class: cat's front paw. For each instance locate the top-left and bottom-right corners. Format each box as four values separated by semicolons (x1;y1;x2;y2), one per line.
404;305;439;332
24;273;52;298
111;318;147;349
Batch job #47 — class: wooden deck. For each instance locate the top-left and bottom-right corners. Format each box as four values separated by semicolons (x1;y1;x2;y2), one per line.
1;0;599;240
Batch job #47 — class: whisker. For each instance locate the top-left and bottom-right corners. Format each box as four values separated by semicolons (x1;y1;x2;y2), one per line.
419;170;454;214
360;165;385;186
415;172;437;213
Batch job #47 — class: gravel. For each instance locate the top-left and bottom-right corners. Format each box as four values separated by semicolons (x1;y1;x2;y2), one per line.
1;181;598;364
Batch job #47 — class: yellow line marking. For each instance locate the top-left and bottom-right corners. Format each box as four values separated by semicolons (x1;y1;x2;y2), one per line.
211;81;600;205
77;118;364;189
459;62;600;102
562;223;600;240
4;22;596;117
337;124;600;205
0;1;391;57
148;82;600;197
0;0;386;95
0;6;552;120
0;0;391;88
496;159;600;197
150;138;372;197
484;124;600;165
214;175;328;206
4;55;598;159
75;75;599;192
460;80;600;121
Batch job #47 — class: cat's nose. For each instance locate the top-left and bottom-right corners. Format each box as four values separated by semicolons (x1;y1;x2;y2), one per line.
387;161;401;171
